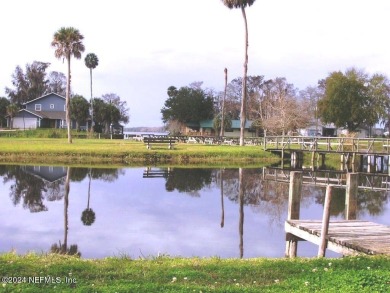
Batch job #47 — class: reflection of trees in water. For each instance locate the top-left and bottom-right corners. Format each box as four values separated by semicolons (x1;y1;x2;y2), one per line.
81;169;96;226
165;168;212;194
314;186;389;218
214;168;289;229
51;167;81;257
1;165;125;213
44;179;65;202
357;190;389;216
3;166;48;212
71;167;125;183
216;168;390;223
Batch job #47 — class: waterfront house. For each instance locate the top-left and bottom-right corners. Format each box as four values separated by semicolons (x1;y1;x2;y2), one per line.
8;93;81;129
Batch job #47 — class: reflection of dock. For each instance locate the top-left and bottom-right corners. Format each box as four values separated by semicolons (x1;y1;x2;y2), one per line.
285;220;390;255
143;167;172;178
263;167;390;191
285;171;390;257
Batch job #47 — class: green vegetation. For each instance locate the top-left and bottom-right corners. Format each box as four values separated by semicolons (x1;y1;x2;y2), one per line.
318;68;390;132
1;252;389;292
0;137;278;166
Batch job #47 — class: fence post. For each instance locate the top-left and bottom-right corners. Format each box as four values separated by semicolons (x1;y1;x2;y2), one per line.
318;184;333;257
345;173;358;220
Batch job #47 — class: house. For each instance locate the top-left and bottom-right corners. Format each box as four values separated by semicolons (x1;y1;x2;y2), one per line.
299;122;337;137
8;93;79;129
186;119;255;137
22;165;67;183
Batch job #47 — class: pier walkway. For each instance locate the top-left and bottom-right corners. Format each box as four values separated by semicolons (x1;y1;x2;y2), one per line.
285;171;390;257
264;136;390;155
285;220;390;256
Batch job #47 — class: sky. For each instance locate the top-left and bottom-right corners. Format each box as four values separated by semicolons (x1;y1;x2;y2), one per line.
1;0;390;127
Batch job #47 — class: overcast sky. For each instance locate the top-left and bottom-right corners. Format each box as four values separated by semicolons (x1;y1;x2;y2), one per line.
1;0;390;127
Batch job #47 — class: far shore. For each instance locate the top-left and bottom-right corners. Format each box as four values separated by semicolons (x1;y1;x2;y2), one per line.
0;137;280;166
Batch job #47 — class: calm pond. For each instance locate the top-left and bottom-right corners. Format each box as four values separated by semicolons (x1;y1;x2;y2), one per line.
0;164;389;259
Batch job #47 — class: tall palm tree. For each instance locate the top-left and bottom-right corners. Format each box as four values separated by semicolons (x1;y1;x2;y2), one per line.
51;27;85;143
220;68;228;137
221;0;256;146
84;53;99;133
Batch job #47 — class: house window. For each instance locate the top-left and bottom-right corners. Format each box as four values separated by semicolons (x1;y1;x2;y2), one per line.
50;104;54;109
35;104;41;111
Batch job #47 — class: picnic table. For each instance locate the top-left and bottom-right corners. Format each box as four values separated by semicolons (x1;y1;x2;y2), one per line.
144;137;176;149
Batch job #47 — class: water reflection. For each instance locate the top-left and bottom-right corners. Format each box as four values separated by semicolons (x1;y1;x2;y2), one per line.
50;167;81;257
81;169;96;226
0;165;389;259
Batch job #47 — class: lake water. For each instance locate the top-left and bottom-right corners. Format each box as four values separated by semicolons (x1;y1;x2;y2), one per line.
0;165;389;259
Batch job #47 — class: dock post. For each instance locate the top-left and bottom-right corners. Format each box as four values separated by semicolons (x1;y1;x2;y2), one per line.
318;184;333;257
345;173;358;220
285;171;302;258
311;151;315;167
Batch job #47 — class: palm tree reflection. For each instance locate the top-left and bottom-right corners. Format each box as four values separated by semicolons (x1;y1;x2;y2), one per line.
220;168;225;228
81;169;96;226
238;168;244;258
50;167;80;256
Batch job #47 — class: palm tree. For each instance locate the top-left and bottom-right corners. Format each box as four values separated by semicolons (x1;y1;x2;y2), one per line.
84;53;99;133
220;68;228;137
221;0;256;146
51;27;85;143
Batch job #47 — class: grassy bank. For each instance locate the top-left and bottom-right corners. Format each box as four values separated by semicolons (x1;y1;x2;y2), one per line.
0;138;279;166
1;253;389;292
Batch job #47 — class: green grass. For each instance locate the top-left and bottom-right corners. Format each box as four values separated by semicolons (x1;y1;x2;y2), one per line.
0;252;389;292
0;138;279;166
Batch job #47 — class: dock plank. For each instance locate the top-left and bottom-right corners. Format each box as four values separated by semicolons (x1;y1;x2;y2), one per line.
285;220;390;255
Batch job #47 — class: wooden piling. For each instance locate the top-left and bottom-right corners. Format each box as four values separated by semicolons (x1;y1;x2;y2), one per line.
318;184;333;257
285;171;302;257
345;173;358;220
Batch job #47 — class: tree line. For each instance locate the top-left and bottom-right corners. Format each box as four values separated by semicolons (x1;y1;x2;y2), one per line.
0;27;129;141
0;60;129;134
161;67;390;137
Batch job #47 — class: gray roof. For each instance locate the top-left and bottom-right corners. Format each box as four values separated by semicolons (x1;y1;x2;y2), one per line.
23;92;65;105
16;109;65;120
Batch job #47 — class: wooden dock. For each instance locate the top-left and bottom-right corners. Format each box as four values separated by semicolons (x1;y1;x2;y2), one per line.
285;220;390;256
264;136;390;155
285;171;390;257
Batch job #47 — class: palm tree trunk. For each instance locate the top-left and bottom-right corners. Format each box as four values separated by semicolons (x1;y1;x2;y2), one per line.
63;167;71;253
239;6;249;146
238;168;244;258
220;169;225;228
90;68;94;134
87;169;91;209
220;68;228;137
66;56;73;143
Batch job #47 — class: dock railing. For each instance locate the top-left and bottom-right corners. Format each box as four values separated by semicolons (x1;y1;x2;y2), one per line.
264;136;390;154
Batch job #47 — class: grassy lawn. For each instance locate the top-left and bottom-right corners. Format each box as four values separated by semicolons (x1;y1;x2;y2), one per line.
0;253;389;292
0;138;279;166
